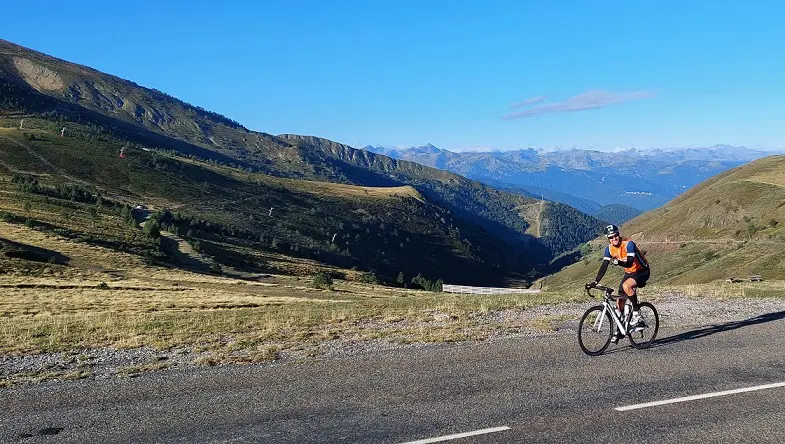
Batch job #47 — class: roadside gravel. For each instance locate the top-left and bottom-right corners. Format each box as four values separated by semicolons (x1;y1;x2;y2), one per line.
2;294;784;387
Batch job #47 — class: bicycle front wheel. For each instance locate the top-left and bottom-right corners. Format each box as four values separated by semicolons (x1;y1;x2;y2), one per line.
578;305;612;356
628;302;659;349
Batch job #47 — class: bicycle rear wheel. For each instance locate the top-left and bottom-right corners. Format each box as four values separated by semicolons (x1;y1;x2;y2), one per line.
578;305;612;356
628;302;659;349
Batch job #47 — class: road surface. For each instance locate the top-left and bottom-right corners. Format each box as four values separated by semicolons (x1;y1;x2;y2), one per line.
2;312;785;443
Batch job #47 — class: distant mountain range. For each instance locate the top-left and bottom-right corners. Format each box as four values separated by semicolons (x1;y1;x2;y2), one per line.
362;144;780;220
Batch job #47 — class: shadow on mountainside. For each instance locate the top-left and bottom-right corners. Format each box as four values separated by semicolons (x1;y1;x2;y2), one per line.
158;234;211;273
652;310;785;348
0;237;70;265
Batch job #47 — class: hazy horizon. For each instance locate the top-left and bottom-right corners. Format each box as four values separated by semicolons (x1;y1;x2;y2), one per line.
363;143;785;155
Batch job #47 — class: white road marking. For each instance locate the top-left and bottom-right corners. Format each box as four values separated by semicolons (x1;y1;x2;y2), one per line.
615;381;785;411
398;426;511;444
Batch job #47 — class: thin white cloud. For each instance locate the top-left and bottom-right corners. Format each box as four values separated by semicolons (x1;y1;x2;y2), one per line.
503;90;654;120
510;95;547;108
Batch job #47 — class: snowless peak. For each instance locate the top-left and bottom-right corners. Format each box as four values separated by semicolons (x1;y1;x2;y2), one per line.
411;143;441;154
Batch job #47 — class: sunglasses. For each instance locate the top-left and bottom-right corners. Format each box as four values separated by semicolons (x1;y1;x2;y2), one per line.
607;233;620;239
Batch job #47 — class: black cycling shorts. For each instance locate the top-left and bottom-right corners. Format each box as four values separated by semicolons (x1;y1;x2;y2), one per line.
619;268;650;295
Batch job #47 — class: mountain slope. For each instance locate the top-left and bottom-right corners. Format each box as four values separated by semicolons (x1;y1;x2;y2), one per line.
0;121;541;285
540;155;785;288
0;38;607;283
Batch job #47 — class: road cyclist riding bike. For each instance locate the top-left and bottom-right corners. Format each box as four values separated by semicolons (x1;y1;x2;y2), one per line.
589;224;650;340
578;282;660;355
579;224;659;355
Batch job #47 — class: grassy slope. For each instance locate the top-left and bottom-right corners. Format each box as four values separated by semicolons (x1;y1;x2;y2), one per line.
541;156;785;290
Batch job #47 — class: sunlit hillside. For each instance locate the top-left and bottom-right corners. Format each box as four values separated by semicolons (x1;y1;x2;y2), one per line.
541;155;785;289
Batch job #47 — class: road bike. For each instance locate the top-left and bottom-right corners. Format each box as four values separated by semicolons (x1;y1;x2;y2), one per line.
578;283;660;356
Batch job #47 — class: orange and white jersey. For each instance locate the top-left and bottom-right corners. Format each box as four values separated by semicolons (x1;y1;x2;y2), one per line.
603;238;649;273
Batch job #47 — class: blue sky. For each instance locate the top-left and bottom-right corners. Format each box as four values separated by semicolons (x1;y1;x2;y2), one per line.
2;1;784;152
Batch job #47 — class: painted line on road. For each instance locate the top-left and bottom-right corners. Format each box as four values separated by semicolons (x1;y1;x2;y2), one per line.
398;426;511;444
615;381;785;411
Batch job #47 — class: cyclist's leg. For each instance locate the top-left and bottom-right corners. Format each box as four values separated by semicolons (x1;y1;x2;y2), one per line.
618;274;636;308
626;269;650;310
621;274;640;311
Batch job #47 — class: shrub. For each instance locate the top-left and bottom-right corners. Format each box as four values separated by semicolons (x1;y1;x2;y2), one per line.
360;272;378;284
313;272;334;290
143;220;161;238
142;250;158;265
411;273;443;292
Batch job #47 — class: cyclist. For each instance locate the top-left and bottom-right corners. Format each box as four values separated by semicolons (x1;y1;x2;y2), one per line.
587;224;650;339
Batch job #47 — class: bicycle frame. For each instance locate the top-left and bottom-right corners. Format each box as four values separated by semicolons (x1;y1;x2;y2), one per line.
595;298;630;336
588;284;631;336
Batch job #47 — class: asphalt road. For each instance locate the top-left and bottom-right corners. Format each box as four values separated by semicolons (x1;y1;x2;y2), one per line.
2;311;785;443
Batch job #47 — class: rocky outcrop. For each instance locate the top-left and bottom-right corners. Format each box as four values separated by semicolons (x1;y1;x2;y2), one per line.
12;57;64;92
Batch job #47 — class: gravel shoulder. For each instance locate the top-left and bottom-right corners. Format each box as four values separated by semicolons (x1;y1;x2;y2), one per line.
3;294;784;387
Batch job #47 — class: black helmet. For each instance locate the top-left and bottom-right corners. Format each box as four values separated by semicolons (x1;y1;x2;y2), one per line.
604;224;620;238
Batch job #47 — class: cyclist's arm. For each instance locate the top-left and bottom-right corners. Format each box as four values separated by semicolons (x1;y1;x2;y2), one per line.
594;247;611;282
594;259;609;282
614;257;632;267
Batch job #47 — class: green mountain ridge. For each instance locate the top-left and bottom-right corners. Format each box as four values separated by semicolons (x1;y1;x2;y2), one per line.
593;204;642;226
0;38;606;284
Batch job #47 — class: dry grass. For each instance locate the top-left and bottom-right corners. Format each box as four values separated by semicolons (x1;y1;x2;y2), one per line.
175;153;425;202
0;218;580;357
0;280;577;355
650;280;785;300
291;180;424;200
